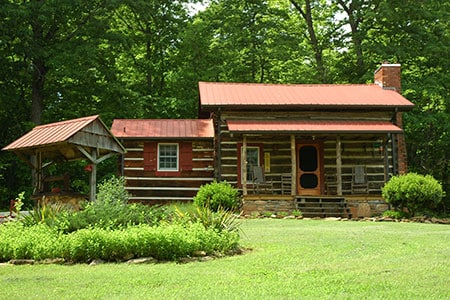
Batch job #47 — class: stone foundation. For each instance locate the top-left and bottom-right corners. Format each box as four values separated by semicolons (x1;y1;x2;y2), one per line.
243;200;296;214
347;199;389;218
243;195;390;218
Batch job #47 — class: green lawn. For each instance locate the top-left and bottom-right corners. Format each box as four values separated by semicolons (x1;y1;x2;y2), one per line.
1;219;449;299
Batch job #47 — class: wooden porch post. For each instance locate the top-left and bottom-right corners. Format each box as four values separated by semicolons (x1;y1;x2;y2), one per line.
242;135;248;195
89;149;97;202
336;136;342;195
290;135;296;196
31;151;43;194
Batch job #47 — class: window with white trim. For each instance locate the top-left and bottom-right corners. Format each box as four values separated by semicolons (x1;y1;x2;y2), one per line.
158;143;179;171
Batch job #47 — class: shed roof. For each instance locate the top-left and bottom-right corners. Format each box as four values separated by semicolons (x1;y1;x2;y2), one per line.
111;119;214;139
199;82;415;110
2;115;125;159
226;120;403;134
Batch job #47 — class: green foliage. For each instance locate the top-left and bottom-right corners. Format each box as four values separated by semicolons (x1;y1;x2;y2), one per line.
292;209;303;217
55;200;168;233
13;192;25;215
21;202;70;228
382;173;444;216
0;222;63;261
193;181;241;212
173;204;242;233
0;221;239;263
382;210;409;220
96;176;129;204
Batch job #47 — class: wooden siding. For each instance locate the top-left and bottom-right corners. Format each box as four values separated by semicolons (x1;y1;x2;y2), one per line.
120;140;214;203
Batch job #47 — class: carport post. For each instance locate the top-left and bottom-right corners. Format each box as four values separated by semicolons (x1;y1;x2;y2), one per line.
89;150;97;202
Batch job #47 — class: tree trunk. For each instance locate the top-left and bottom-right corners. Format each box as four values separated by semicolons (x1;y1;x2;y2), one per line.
290;0;327;83
337;0;366;80
31;59;47;125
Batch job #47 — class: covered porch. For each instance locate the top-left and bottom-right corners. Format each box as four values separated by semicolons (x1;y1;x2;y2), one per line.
225;120;403;217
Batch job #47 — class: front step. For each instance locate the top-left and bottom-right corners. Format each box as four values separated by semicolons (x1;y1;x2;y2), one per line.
295;196;352;218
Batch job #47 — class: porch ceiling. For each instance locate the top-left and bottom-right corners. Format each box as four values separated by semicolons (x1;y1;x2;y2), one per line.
226;120;403;134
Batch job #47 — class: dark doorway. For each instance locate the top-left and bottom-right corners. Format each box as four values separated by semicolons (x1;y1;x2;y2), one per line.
297;143;322;195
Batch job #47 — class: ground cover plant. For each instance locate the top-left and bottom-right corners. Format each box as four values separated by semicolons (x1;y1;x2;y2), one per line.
0;177;242;263
1;219;449;299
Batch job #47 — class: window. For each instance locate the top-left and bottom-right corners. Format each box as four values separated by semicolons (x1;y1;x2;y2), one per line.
158;143;178;171
243;146;260;182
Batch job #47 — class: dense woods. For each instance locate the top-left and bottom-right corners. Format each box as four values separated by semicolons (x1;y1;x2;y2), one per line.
1;0;449;206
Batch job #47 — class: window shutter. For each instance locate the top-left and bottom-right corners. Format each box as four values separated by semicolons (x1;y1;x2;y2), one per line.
143;142;157;171
180;142;193;171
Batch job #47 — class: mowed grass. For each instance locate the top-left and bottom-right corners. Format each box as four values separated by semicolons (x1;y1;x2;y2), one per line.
1;219;449;299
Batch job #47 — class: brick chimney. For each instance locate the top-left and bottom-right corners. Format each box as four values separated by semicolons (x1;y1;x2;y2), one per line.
374;63;401;93
374;63;407;174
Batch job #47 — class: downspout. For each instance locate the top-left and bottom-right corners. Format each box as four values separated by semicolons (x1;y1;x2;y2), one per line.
216;108;222;181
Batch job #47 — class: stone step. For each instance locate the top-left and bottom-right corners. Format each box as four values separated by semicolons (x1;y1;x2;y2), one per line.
295;196;352;218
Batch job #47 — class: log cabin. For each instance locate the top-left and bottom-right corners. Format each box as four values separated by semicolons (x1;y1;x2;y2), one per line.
110;119;215;204
112;63;415;217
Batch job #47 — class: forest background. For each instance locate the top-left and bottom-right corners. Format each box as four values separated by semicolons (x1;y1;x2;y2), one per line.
0;0;449;208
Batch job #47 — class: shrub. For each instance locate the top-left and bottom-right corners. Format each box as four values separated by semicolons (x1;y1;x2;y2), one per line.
193;181;241;212
96;175;129;204
56;200;168;233
0;222;239;263
173;204;241;233
21;202;70;227
382;173;444;216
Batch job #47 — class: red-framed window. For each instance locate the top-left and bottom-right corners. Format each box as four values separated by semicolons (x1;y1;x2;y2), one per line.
143;141;192;176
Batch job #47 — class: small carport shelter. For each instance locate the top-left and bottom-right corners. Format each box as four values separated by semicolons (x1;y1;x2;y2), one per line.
2;115;125;201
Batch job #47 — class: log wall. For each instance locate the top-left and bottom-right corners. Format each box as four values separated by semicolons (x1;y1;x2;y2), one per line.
120;139;214;204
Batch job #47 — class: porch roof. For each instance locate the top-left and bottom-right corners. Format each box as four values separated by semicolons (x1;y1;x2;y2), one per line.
226;120;403;134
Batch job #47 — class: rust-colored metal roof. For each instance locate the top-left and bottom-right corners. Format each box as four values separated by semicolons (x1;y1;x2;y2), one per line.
2;115;100;151
111;119;215;139
199;82;414;109
227;120;403;134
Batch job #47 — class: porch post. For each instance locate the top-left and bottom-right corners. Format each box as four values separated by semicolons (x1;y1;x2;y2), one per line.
89;149;97;202
290;135;296;196
31;151;43;194
336;136;342;195
242;135;248;195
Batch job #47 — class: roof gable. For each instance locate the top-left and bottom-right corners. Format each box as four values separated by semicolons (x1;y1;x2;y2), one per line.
2;115;125;160
199;82;414;110
3;115;99;151
111;119;214;139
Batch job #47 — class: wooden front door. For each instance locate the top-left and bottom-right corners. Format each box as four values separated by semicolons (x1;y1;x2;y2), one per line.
297;142;323;195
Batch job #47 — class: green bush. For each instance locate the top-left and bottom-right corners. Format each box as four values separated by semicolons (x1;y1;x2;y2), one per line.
55;201;168;233
193;181;241;212
382;173;444;216
21;202;70;228
96;175;129;204
0;222;239;263
173;204;241;233
0;222;63;261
